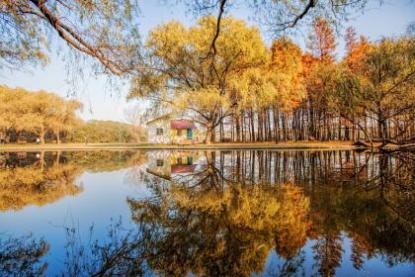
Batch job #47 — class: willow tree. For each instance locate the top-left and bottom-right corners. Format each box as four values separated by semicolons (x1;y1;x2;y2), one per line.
1;0;368;74
181;0;368;51
310;34;415;145
48;99;82;144
356;37;415;142
326;29;373;142
227;67;274;142
128;16;268;144
0;86;82;143
0;86;30;140
1;0;141;74
225;37;306;142
309;63;367;141
21;92;55;144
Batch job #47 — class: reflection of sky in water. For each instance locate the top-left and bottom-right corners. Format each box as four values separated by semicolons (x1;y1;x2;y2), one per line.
1;150;415;276
261;236;415;277
0;167;150;275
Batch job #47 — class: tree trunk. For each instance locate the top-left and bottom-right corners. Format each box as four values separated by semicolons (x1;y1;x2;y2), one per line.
56;150;61;165
309;99;315;139
56;128;60;144
282;113;288;141
273;106;279;143
250;109;255;142
235;114;241;142
40;151;45;171
40;127;46;144
205;124;214;145
5;128;10;143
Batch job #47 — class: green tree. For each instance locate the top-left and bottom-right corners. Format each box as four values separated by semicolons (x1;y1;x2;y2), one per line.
358;37;415;142
327;36;415;144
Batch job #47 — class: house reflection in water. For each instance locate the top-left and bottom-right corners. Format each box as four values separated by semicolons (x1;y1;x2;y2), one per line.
146;151;199;180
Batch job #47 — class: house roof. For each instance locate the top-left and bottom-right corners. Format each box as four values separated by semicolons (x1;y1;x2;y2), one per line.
171;120;196;129
171;164;196;174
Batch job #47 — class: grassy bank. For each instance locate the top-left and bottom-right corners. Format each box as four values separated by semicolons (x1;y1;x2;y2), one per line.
0;141;359;151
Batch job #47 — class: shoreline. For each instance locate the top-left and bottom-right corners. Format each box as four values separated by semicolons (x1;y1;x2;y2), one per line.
0;141;361;151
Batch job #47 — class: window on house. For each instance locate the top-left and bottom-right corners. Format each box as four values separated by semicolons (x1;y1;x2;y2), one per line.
177;157;182;165
156;128;163;135
177;129;182;136
156;159;164;167
187;128;193;139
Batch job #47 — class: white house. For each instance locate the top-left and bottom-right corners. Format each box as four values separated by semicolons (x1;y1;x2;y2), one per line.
146;114;199;144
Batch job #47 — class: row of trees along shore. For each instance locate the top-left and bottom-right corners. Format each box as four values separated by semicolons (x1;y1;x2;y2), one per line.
130;16;415;145
1;1;414;146
0;86;146;144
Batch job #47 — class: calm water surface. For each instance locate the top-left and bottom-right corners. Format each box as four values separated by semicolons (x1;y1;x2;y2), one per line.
0;150;414;276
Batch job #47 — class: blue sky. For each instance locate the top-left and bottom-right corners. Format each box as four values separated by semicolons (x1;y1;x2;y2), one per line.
1;0;414;123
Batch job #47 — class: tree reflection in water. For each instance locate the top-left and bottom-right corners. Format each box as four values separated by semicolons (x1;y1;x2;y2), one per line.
63;219;147;276
0;150;148;276
1;150;415;276
0;152;82;211
129;182;310;276
0;150;147;211
134;150;415;276
0;234;49;276
126;150;414;276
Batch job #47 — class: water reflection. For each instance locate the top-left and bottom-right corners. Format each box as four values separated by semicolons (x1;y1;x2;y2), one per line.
129;182;310;276
136;150;415;276
0;150;414;276
0;151;146;211
0;235;48;276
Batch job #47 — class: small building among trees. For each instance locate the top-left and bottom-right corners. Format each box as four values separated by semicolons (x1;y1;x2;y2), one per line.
146;151;199;180
146;114;199;144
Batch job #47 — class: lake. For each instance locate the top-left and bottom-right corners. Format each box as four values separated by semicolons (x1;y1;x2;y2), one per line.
0;149;414;276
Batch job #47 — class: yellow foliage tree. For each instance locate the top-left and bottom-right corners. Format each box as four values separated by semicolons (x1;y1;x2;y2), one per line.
129;181;310;276
129;16;268;144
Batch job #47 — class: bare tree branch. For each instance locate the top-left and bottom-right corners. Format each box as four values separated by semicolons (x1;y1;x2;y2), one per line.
209;0;227;57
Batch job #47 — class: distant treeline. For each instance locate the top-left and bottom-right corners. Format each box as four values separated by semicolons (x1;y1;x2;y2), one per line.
0;86;146;144
69;120;146;144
